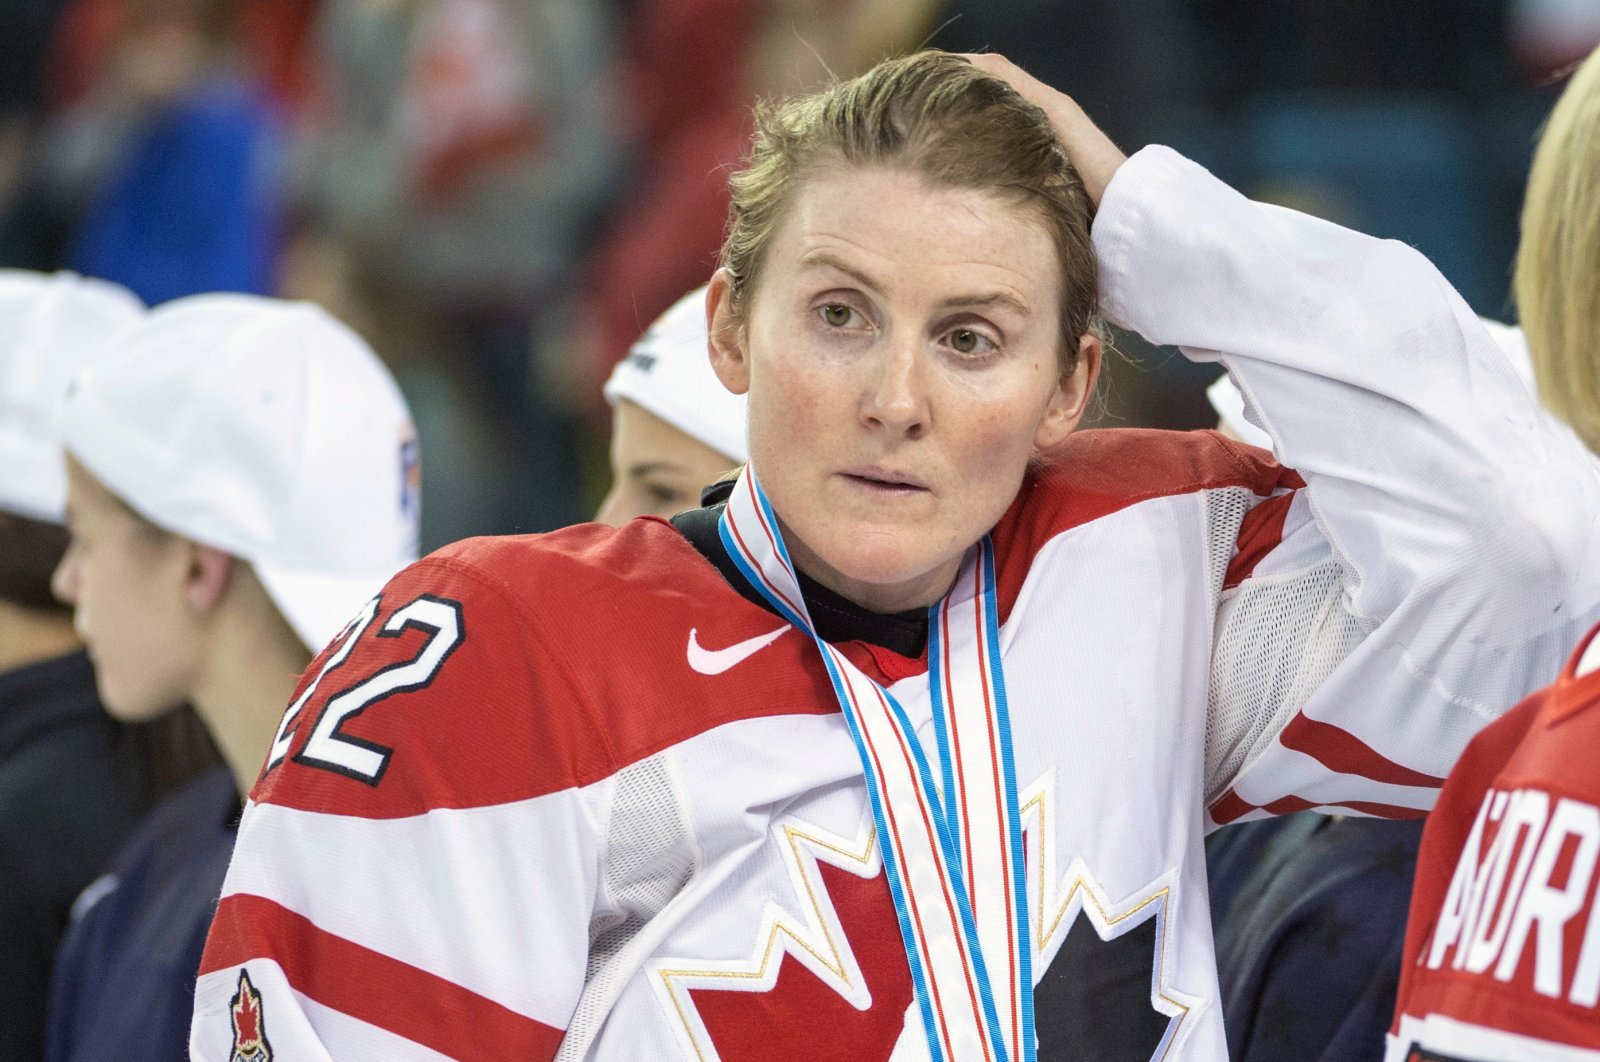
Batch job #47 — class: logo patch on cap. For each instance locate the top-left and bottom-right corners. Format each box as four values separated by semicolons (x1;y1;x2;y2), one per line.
400;430;421;548
229;969;273;1061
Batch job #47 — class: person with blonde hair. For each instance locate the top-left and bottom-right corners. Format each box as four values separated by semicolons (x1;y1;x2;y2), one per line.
195;51;1594;1060
1390;44;1600;1060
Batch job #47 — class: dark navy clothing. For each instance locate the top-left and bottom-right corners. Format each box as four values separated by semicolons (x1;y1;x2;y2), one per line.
46;765;240;1062
0;651;140;1062
1206;813;1424;1062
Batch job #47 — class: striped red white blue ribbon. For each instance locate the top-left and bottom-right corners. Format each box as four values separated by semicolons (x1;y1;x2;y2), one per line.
719;465;1034;1062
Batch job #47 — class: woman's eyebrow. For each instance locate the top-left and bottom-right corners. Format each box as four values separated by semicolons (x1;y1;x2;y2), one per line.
800;250;1031;316
798;250;883;294
627;461;686;480
935;290;1032;316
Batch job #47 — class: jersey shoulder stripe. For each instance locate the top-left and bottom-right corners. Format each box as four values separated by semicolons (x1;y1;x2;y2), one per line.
201;893;565;1059
994;427;1300;618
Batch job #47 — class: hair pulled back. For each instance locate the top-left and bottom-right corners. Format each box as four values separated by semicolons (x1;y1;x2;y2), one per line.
720;50;1099;372
1517;44;1600;451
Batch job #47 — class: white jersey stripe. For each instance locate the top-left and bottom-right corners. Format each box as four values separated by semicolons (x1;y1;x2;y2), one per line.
220;794;603;1026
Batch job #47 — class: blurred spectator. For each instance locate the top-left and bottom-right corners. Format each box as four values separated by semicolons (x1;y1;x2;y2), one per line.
35;0;286;306
285;0;624;541
0;1;72;263
1511;0;1600;81
293;0;620;313
48;0;320;115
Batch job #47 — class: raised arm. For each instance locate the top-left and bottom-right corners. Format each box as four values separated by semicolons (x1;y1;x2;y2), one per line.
973;52;1600;816
190;551;607;1060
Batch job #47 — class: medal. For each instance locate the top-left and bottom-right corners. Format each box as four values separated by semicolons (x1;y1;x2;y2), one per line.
721;466;1034;1062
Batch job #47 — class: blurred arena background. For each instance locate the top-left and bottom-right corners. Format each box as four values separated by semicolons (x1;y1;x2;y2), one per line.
4;0;1596;550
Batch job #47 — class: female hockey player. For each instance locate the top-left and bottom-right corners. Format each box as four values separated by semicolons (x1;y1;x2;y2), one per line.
45;295;418;1061
596;285;746;525
194;52;1598;1060
1389;44;1600;1061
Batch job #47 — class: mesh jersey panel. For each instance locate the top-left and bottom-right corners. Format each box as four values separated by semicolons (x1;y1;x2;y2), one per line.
566;753;697;1057
1205;552;1368;806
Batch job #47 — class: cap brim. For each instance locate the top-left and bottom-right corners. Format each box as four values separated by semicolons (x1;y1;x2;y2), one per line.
253;561;403;654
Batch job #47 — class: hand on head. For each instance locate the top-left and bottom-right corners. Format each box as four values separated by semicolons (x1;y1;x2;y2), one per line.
960;53;1128;208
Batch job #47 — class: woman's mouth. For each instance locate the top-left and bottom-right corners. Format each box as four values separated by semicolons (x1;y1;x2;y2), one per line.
838;467;932;495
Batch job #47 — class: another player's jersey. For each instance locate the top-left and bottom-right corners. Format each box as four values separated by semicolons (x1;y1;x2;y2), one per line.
192;145;1600;1060
1390;627;1600;1061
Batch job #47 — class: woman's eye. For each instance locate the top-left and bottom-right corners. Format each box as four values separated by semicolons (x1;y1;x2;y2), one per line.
646;483;687;508
820;304;855;327
946;327;995;356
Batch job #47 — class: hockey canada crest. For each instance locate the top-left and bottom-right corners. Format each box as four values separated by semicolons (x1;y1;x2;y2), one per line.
228;969;273;1062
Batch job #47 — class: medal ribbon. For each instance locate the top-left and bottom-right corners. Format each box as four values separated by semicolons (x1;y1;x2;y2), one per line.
719;466;1034;1062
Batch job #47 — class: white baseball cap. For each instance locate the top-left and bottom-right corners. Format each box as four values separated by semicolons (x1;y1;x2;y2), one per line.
60;294;420;652
1207;317;1535;452
602;286;748;462
0;270;143;524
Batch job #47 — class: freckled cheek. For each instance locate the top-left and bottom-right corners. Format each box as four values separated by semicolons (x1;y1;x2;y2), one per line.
752;362;837;448
948;407;1035;482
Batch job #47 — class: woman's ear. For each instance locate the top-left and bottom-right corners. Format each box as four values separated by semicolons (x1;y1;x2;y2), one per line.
183;541;234;617
1034;332;1103;450
706;268;751;396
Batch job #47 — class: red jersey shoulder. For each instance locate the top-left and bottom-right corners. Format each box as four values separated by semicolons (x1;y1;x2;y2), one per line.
250;521;845;818
1000;428;1294;541
990;428;1300;616
1395;658;1600;1053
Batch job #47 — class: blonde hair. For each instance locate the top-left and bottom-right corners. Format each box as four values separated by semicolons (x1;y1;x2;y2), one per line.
720;50;1098;372
1516;44;1600;451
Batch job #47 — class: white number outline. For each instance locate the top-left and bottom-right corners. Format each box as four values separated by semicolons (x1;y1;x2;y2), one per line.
266;597;381;772
293;594;465;785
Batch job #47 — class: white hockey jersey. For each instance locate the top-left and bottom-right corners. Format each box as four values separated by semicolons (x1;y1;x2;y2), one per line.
191;147;1600;1061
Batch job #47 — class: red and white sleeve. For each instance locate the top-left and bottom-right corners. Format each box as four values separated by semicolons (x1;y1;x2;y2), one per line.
1093;146;1600;827
190;550;611;1060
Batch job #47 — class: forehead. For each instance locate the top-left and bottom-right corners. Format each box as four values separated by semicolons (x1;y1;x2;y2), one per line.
64;458;131;523
760;165;1061;307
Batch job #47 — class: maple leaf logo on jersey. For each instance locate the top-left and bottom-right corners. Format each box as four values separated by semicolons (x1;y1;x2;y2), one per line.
651;817;914;1061
1021;770;1201;1060
228;969;273;1062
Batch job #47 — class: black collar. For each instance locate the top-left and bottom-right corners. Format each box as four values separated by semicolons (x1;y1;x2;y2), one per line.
671;481;929;657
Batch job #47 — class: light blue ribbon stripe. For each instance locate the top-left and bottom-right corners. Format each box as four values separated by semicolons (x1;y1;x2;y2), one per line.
719;482;1032;1062
980;542;1037;1062
718;516;948;1062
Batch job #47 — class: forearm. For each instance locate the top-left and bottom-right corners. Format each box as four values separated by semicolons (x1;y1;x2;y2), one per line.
1094;146;1596;628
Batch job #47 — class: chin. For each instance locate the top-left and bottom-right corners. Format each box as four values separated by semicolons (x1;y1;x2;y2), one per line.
98;679;181;724
807;524;956;605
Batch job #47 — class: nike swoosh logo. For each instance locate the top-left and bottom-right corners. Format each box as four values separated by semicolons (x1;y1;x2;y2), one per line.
687;624;791;675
